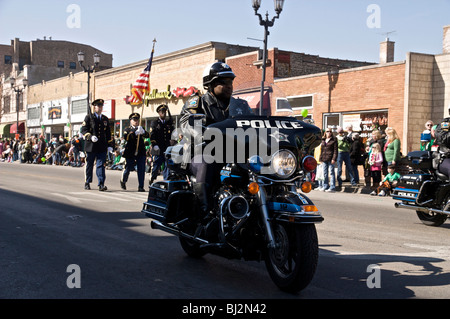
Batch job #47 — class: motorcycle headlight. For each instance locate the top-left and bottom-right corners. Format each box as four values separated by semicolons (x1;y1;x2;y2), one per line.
271;150;297;178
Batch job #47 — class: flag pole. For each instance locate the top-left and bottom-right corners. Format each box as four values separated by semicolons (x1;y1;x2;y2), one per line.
135;38;156;156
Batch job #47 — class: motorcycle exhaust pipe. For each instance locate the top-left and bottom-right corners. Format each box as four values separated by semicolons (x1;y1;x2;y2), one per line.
394;202;450;216
150;220;209;245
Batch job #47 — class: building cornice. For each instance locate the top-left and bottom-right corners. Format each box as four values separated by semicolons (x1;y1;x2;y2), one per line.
95;41;222;77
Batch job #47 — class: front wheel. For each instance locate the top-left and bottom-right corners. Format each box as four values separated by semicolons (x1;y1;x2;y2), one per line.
264;223;319;293
416;211;447;227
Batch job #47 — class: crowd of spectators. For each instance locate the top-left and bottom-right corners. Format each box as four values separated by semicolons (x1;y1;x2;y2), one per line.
314;124;404;196
2;121;432;198
1;130;183;184
0;134;148;170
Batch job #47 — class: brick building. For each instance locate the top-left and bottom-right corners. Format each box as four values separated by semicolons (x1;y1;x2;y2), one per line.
0;38;112;137
24;40;372;140
26;42;260;140
271;26;450;155
226;26;450;156
5;24;449;157
228;47;373;114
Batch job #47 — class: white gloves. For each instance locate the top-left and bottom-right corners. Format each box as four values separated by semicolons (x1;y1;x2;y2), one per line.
107;147;113;153
135;126;145;135
91;135;98;143
153;145;159;151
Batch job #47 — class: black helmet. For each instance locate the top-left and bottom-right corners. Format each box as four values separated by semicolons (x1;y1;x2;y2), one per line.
203;62;236;89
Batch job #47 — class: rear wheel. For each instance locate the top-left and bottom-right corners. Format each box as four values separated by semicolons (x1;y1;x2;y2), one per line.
264;223;319;293
416;211;447;227
179;222;206;258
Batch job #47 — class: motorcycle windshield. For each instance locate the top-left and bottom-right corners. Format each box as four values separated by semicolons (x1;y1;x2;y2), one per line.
203;98;322;168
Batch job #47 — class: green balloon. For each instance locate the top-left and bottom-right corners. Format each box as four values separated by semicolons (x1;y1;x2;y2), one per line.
301;109;308;118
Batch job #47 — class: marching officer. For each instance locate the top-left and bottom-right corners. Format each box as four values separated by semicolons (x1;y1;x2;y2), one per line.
120;112;150;192
81;99;114;191
149;104;174;184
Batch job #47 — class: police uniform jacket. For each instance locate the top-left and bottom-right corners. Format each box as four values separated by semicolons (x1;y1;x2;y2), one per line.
179;92;251;136
435;117;450;154
80;113;113;153
150;117;173;153
123;126;150;158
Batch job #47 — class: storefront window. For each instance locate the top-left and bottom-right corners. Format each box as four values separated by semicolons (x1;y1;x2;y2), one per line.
342;110;388;144
288;95;313;110
323;113;340;132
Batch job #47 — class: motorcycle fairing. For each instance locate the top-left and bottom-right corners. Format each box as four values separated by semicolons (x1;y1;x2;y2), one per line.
206;115;322;158
267;191;324;224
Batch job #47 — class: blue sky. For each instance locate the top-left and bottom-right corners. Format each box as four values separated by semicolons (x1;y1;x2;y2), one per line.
1;0;449;67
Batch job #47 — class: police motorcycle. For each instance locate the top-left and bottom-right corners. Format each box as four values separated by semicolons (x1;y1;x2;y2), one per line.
392;149;449;227
141;99;324;293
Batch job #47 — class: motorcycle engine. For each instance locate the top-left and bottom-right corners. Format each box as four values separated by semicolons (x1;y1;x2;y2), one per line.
215;187;250;220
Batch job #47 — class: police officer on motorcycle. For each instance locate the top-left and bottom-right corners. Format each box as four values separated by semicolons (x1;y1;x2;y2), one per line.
434;105;450;177
179;62;252;216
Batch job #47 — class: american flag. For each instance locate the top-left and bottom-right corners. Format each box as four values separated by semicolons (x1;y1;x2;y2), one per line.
130;44;155;105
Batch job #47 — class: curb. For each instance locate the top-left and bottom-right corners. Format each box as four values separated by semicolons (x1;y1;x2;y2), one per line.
312;183;374;195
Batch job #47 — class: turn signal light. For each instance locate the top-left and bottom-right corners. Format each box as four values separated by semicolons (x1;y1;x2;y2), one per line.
248;182;260;195
302;205;318;212
301;181;312;193
302;156;317;172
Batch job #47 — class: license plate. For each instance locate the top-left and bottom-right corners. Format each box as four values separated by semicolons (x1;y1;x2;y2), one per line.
396;192;416;198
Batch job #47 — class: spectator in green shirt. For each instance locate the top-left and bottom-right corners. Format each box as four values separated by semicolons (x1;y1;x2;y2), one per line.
384;127;401;166
336;126;357;187
371;164;401;196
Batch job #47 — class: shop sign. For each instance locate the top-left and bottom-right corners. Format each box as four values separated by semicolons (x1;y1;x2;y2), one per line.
144;85;173;104
343;114;362;132
172;86;199;98
139;85;199;105
48;105;62;120
359;112;388;141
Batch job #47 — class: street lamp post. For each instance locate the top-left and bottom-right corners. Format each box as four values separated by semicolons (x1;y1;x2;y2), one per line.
252;0;284;115
10;77;28;139
77;52;100;114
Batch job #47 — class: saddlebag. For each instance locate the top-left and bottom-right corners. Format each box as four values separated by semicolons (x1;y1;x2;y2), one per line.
392;174;435;203
142;180;194;223
404;151;433;170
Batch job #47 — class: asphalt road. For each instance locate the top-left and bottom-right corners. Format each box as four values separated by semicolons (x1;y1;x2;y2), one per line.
1;161;449;302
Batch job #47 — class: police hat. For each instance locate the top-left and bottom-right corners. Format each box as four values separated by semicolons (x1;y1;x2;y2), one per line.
129;112;140;120
92;99;104;106
156;104;168;113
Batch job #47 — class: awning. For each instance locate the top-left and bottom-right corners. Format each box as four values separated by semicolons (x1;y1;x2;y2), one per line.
0;124;11;137
0;124;12;136
233;91;270;110
10;122;25;134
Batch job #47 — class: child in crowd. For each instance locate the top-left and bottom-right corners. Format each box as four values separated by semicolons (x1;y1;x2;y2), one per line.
108;149;125;170
371;164;401;196
368;143;384;189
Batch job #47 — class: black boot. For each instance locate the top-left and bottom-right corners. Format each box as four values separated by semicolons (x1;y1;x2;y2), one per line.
193;183;211;218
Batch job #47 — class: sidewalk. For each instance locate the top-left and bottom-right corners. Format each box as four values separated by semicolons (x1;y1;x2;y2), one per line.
336;181;373;195
313;181;374;195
